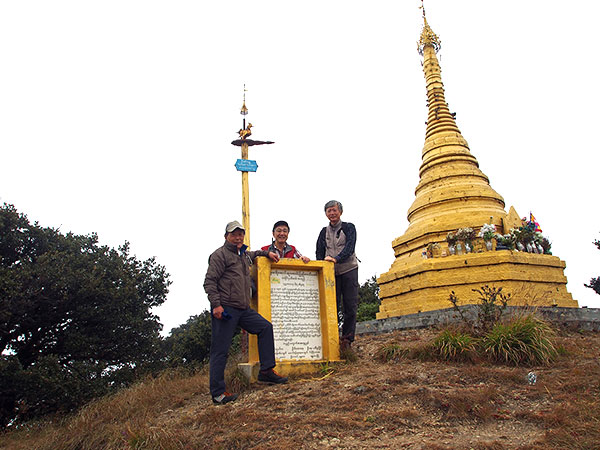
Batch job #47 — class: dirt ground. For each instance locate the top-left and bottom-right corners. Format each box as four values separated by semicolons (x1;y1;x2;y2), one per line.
157;328;600;449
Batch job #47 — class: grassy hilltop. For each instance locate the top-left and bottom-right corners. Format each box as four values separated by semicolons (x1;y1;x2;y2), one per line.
2;327;599;450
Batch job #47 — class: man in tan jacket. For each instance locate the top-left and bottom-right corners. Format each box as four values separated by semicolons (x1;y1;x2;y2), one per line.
204;220;288;405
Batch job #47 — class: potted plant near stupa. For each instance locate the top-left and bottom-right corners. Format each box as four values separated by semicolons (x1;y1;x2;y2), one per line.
446;232;458;255
456;227;476;254
478;223;496;251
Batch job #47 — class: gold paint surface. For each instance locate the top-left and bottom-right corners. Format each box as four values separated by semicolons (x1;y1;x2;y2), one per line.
241;141;250;247
378;18;577;318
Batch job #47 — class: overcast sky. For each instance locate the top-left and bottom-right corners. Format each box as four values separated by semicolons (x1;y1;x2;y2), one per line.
2;1;599;335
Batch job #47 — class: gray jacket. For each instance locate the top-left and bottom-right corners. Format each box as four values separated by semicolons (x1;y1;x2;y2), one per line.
316;221;358;275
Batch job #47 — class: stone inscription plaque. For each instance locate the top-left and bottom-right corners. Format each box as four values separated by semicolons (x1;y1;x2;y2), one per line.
270;269;323;360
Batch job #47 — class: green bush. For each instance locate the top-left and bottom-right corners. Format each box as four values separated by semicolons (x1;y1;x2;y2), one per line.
432;329;478;362
356;275;381;322
449;285;510;335
163;312;242;369
585;236;600;295
481;314;557;365
374;343;408;363
375;314;558;367
356;302;380;322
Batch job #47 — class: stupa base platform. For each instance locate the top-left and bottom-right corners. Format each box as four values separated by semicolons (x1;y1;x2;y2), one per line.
377;250;578;319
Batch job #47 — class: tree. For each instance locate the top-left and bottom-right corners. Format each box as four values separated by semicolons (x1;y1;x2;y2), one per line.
356;275;381;322
585;237;600;295
163;311;213;368
0;204;171;427
163;311;242;369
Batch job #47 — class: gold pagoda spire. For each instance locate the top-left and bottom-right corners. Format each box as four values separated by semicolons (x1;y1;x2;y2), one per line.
376;5;577;321
401;12;505;243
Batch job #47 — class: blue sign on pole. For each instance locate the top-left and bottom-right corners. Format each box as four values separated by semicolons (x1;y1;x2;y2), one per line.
235;159;258;172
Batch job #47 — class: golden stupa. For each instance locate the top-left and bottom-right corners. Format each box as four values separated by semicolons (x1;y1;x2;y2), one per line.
376;15;578;319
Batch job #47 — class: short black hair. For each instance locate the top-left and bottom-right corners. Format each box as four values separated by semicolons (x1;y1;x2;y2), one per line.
272;220;290;232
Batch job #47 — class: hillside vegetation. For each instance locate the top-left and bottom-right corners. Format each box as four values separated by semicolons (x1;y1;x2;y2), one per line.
2;326;599;450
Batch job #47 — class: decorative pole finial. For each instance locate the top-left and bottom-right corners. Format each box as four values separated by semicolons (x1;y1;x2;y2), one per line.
238;84;252;140
241;84;248;116
230;86;274;247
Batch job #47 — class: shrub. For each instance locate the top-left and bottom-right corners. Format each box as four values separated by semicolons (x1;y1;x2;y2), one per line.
448;285;511;335
584;236;600;295
374;343;408;363
473;286;511;333
356;275;380;322
432;329;478;362
356;302;380;322
374;313;558;367
481;314;557;365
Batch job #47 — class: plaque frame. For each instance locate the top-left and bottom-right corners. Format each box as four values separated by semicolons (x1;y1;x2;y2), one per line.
239;258;341;380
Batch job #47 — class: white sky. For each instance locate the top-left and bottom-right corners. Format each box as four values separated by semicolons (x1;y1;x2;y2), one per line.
1;1;599;335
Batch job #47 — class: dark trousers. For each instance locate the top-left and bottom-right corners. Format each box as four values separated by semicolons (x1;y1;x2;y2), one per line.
335;268;359;342
209;306;276;397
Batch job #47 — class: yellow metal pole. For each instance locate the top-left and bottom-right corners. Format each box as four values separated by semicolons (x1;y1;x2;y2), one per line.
241;141;250;247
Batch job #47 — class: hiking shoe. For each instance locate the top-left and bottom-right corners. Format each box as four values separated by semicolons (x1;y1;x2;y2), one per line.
340;338;351;351
258;369;288;384
212;392;238;405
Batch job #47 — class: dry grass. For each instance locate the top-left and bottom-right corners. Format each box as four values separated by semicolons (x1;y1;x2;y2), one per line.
1;367;210;450
2;328;599;449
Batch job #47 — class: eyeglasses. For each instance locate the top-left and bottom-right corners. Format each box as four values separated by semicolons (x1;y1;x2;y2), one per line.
274;228;289;233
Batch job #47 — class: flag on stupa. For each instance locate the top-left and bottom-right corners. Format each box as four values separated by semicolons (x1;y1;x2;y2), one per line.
530;212;542;233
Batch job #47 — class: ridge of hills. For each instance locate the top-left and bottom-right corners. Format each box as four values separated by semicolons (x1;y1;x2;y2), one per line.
2;328;599;449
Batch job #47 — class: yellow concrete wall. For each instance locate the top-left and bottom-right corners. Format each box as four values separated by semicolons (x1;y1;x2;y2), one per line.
378;251;577;319
239;258;340;380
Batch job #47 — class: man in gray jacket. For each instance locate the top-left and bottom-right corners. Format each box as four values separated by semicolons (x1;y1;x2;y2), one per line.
204;220;288;405
316;200;359;351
